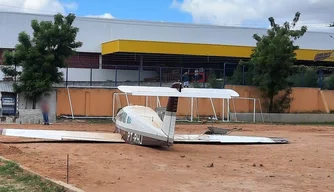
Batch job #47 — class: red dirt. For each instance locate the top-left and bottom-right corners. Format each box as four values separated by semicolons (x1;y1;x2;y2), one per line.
0;122;334;192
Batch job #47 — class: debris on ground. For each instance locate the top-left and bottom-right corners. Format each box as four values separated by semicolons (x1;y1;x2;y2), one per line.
207;163;214;168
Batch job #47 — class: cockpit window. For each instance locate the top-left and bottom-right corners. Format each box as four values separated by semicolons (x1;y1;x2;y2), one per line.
116;109;123;120
127;116;132;124
121;112;127;123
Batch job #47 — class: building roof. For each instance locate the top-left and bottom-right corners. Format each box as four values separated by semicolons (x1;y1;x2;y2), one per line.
102;39;327;61
1;11;334;53
0;81;14;93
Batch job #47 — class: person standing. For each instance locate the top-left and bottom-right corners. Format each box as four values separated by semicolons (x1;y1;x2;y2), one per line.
182;72;189;88
194;69;199;82
41;99;49;125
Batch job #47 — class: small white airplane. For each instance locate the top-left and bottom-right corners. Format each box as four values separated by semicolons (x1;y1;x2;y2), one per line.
0;82;288;147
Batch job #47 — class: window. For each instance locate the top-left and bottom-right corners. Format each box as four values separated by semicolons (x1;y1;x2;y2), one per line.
121;112;127;123
127;116;132;124
116;110;123;121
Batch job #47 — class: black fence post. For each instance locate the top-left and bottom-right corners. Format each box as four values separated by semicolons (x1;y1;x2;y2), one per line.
302;70;305;87
90;67;93;86
65;67;68;87
114;66;118;87
138;66;141;86
242;65;245;85
223;63;226;88
180;68;183;82
159;67;162;87
319;69;323;89
203;69;206;88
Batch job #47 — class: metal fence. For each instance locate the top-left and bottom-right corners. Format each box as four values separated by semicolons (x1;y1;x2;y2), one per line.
59;64;332;89
61;65;227;88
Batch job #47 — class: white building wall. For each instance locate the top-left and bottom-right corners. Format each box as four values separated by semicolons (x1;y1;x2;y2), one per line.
59;68;157;82
0;67;157;82
0;11;333;53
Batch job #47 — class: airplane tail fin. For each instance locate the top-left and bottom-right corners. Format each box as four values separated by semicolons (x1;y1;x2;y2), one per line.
161;82;182;146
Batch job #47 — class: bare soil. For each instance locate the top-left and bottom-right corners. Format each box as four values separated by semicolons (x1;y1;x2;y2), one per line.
0;122;334;192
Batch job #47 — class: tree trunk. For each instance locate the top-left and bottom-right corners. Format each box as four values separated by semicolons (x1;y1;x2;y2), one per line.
268;96;274;113
32;99;37;109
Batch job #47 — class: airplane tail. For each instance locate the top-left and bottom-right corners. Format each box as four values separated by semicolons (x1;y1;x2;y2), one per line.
161;82;182;146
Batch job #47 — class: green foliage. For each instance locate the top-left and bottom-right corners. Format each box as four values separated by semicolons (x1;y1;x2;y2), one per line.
193;81;201;88
2;13;82;108
250;12;307;112
324;74;334;90
207;71;223;88
288;67;318;87
230;60;255;86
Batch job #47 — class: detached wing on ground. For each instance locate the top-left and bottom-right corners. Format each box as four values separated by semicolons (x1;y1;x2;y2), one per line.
0;129;125;143
0;129;288;144
174;134;289;144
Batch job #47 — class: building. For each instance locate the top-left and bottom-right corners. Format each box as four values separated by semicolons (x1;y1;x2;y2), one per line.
0;11;333;85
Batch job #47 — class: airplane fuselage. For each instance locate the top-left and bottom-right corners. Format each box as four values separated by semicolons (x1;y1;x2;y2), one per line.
114;105;172;147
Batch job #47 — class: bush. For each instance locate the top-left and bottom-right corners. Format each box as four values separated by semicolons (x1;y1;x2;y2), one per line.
324;74;334;90
288;68;318;88
207;71;223;88
229;61;255;86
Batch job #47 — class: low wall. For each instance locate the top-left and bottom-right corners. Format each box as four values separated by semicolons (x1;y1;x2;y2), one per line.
225;85;334;113
55;85;334;120
15;109;56;124
230;113;334;123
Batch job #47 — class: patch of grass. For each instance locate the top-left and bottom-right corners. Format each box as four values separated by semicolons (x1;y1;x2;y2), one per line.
0;159;66;192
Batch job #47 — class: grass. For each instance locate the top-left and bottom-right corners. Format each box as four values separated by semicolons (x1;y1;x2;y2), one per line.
0;159;66;192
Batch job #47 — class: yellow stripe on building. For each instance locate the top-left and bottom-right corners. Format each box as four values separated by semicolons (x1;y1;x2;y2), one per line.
102;39;331;61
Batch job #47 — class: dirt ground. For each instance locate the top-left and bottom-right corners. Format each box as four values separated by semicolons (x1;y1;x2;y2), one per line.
0;122;334;192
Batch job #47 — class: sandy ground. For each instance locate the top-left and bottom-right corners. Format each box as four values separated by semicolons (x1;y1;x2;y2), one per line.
0;122;334;192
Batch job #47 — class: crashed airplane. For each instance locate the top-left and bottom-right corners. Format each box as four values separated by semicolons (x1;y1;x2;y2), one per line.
0;82;288;147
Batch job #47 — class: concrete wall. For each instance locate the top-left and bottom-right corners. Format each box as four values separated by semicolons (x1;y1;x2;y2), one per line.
16;90;57;123
225;85;334;113
0;11;333;53
322;90;334;112
230;113;334;123
56;88;225;118
56;86;334;119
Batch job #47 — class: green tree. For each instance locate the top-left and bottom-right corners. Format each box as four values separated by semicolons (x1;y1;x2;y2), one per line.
324;74;334;90
251;12;307;112
229;60;255;86
207;70;223;88
2;13;82;108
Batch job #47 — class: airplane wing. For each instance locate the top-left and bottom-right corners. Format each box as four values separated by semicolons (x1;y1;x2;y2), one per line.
118;86;239;99
174;134;288;144
0;129;125;143
0;129;288;144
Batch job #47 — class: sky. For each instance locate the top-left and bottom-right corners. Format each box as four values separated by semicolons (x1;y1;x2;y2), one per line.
0;0;333;32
